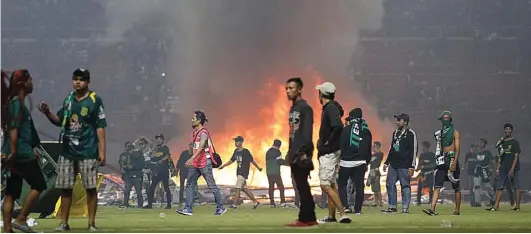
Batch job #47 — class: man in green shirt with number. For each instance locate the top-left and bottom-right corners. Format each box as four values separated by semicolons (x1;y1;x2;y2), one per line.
39;68;107;231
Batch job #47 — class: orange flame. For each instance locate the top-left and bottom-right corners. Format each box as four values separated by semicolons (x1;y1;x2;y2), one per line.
170;72;394;189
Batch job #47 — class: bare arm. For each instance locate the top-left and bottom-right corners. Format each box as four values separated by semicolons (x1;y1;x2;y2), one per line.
45;112;62;127
251;160;261;170
220;160;235;168
452;130;460;169
510;152;519;171
8;128;19;157
97;128;106;164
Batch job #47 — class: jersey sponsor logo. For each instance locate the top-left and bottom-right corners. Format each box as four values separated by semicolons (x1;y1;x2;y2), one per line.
81;107;89;116
69;114;82;132
98;106;106;119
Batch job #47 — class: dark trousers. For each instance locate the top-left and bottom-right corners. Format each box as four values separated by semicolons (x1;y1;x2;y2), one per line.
267;174;286;204
179;173;188;203
291;165;316;222
338;165;366;213
123;171;144;207
147;172;172;206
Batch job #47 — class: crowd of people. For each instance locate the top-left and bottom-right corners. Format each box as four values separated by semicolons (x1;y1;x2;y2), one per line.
1;69;523;231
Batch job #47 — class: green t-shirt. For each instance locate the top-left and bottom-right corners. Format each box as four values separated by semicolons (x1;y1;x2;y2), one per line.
265;148;282;175
1;97;37;162
499;139;521;171
58;92;107;160
475;149;493;168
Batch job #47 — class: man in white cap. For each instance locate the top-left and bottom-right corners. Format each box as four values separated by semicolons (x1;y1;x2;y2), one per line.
315;82;351;224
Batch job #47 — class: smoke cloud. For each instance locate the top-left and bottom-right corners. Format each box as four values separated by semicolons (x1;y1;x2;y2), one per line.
100;0;386;136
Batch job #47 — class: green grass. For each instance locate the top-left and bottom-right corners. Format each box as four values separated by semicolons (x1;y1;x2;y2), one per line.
29;204;531;232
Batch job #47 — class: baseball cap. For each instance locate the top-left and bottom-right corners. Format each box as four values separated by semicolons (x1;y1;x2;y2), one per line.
73;68;90;81
346;108;363;121
394;113;410;122
316;82;336;95
233;136;244;142
155;133;164;139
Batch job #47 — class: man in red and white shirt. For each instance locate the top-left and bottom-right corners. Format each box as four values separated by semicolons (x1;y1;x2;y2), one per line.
176;110;226;216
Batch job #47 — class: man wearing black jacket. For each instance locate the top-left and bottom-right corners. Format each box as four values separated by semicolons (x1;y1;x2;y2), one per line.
284;77;317;227
338;108;372;215
314;82;351;224
382;113;418;214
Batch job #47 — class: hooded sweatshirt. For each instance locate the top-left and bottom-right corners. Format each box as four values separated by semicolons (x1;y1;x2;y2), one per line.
317;100;345;156
288;99;314;162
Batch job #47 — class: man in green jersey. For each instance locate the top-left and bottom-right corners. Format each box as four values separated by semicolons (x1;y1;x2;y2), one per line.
2;69;46;233
39;68;107;231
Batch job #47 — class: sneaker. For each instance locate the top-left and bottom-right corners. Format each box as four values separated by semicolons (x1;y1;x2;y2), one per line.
381;208;397;214
118;205;128;209
355;212;362;216
317;203;327;209
452;211;460;215
344;208;354;213
510;207;520;212
214;207;227;215
422;208;437;216
486;207;498;211
54;223;70;232
402;209;410;214
229;205;238;209
285;220;318;227
338;215;352;224
317;216;337;224
88;226;98;232
253;202;261;209
270;204;277;208
12;222;36;233
176;208;193;216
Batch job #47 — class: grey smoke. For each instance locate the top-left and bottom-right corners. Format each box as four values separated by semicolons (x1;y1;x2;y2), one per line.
101;0;385;127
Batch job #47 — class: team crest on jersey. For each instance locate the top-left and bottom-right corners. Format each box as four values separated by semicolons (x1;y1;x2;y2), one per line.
81;107;88;116
69;114;81;131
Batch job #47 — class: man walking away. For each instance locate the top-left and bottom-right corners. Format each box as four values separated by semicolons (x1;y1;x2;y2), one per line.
39;68;107;231
473;139;495;207
219;136;262;209
415;141;435;205
487;123;522;211
2;69;46;233
423;111;462;216
176;111;226;216
382;113;417;214
119;142;144;208
367;141;384;207
314;82;351;224
265;139;286;207
337;108;372;217
464;143;479;207
145;134;172;209
284;77;317;227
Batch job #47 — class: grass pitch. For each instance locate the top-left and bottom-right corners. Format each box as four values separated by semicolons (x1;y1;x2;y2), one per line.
29;204;531;232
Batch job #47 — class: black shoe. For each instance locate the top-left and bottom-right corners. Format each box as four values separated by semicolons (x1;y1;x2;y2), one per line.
486;207;498;211
54;223;71;232
142;205;153;209
452;211;460;215
510;207;520;211
422;208;437;216
381;208;397;214
317;216;337;224
253;202;261;209
164;205;172;209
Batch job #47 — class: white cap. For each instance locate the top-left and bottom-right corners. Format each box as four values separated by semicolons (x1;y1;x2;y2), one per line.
316;82;336;95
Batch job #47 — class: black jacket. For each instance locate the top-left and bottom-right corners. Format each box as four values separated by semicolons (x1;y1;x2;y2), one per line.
340;119;372;163
288;99;314;169
385;128;418;169
317;100;344;156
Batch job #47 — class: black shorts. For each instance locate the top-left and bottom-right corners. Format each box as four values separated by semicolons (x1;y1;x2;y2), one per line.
422;173;434;188
6;159;47;199
434;165;460;191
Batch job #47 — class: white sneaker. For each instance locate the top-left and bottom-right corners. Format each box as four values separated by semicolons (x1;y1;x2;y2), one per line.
339;215;352;224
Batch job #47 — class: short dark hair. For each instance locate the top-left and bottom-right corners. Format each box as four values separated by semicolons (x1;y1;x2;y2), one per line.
504;123;513;130
194;110;208;125
479;138;487;145
422;141;430;148
374;141;381;147
273;139;281;147
286;77;303;89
